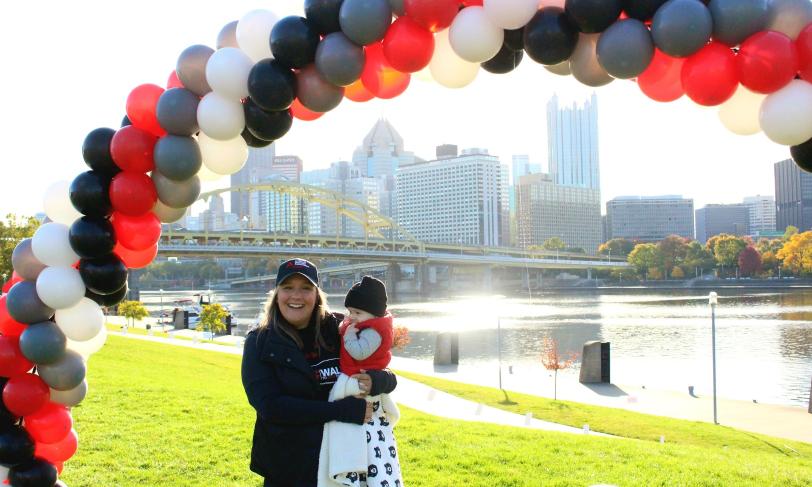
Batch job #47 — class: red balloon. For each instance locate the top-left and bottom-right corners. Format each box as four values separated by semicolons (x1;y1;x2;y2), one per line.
109;172;157;216
798;24;812;82
114;242;158;269
24;402;72;444
383;17;435;73
738;31;798;94
361;43;411;99
681;42;738;106
110;126;158;173
167;70;184;89
126;84;166;137
111;212;161;252
461;0;483;6
0;336;33;378
35;429;78;464
638;48;685;102
2;272;22;294
3;373;49;417
289;99;324;121
345;79;375;102
0;296;27;338
405;0;460;32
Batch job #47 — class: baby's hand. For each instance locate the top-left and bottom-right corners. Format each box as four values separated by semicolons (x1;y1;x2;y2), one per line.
345;323;358;335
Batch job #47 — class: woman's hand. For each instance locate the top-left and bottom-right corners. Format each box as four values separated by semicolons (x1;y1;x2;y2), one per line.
364;401;373;423
351;372;372;396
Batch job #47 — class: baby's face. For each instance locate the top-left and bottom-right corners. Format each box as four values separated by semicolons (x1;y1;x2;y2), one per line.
346;307;377;324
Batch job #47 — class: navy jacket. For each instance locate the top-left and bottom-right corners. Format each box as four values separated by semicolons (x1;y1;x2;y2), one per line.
241;312;397;486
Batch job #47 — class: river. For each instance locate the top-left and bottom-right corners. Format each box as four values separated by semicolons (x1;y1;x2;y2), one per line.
137;287;812;408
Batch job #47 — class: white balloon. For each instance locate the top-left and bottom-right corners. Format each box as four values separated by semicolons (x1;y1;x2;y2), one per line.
760;79;812;145
483;0;539;30
50;381;88;407
43;180;81;226
206;47;254;100
31;223;80;268
55;297;105;342
199;133;249;175
237;9;279;62
36;266;85;310
449;6;504;63
718;86;766;136
766;0;812;40
67;325;107;359
197;161;224;182
197;92;245;141
430;30;480;89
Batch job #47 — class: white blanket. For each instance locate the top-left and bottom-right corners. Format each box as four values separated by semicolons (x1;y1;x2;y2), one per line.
318;374;400;487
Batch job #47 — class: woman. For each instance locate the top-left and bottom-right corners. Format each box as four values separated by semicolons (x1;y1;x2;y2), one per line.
242;258;397;486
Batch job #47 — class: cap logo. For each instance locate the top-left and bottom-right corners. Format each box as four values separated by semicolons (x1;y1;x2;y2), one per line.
287;259;311;269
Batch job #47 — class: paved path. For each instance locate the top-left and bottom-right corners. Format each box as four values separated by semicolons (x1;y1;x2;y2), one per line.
108;330;612;438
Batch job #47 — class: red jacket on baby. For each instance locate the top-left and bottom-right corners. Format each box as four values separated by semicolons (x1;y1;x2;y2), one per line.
339;313;393;376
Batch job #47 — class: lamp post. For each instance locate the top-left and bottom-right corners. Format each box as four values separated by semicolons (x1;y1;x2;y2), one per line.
240;216;248;242
497;317;503;391
709;291;719;425
159;288;164;329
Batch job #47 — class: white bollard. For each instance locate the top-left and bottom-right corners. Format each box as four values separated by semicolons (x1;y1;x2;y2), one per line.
524;412;532;426
427;389;436;401
583;424;590;434
475;403;484;416
660;435;665;444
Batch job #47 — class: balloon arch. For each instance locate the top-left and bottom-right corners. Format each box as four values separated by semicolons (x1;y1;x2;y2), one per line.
2;0;812;484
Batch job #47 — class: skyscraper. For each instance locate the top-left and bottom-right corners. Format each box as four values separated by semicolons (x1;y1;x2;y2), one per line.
774;159;812;232
742;195;776;236
606;196;694;241
695;204;750;244
547;93;600;190
231;144;276;229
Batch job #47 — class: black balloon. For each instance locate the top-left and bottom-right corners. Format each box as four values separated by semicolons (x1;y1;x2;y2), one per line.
86;282;128;307
271;16;321;69
81;128;120;175
0;426;34;467
244;99;293;142
524;8;580;65
305;0;345;35
504;28;525;52
8;459;58;487
482;44;524;74
241;128;274;149
566;0;623;33
121;115;131;127
622;0;668;20
69;216;116;259
790;138;812;173
69;171;112;218
78;254;128;295
247;60;297;112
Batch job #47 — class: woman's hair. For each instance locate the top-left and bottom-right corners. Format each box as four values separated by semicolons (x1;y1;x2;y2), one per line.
258;285;332;350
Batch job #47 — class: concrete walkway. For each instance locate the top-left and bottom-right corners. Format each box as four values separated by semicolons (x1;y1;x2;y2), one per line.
108;330;612;438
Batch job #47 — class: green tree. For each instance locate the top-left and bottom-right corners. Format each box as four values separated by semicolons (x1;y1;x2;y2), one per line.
118;301;149;329
670;266;685;279
683;241;715;278
783;225;799;241
197;303;227;338
711;235;748;277
598;238;635;258
542;237;566;251
0;214;41;282
627;243;663;280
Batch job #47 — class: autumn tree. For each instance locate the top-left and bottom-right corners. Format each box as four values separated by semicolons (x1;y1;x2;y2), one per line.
707;234;747;277
784;225;799;241
542;237;566;251
392;325;411;350
738;246;762;277
540;336;578;401
118;301;148;330
776;231;812;275
658;235;689;276
197;303;228;338
598;238;636;258
0;215;41;282
684;241;715;278
627;243;663;280
670;266;685;279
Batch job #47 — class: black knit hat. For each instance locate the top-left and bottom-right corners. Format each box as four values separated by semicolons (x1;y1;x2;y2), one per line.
344;276;387;317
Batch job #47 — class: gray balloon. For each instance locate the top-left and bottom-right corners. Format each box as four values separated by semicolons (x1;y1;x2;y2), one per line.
651;0;713;58
217;20;239;49
176;45;214;96
316;32;366;86
597;19;654;79
152;199;187;224
19;321;66;365
708;0;768;46
570;33;613;87
340;0;392;46
6;281;54;324
156;88;200;136
297;64;345;112
389;0;405;16
154;136;202;181
545;61;572;76
38;350;86;391
767;0;812;40
11;238;46;281
152;171;201;209
50;380;88;407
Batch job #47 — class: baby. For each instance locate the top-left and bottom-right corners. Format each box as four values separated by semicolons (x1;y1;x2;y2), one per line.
318;276;403;487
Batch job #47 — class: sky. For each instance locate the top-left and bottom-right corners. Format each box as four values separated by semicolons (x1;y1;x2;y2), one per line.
0;1;790;218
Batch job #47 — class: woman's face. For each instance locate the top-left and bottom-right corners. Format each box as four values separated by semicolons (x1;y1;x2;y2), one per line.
276;274;318;329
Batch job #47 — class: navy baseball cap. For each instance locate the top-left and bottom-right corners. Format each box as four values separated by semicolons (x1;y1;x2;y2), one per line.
276;258;319;287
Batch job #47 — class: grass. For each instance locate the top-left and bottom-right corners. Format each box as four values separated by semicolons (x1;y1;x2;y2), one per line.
60;336;812;486
104;323;225;345
394;370;812;455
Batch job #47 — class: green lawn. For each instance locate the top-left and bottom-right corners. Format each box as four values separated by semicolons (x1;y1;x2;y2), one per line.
60;337;812;486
